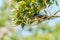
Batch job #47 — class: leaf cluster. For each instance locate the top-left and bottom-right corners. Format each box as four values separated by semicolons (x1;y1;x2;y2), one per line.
11;0;58;28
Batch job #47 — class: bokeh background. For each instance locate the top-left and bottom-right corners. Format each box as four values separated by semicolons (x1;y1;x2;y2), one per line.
0;0;60;40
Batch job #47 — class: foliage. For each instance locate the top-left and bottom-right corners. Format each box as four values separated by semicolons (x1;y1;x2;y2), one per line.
0;0;60;40
0;22;60;40
0;0;10;27
11;0;58;28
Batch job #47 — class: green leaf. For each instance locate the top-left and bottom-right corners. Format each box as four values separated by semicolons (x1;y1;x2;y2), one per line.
55;1;58;6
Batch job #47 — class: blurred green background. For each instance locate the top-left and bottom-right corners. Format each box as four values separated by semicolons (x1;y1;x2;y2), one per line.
0;0;60;40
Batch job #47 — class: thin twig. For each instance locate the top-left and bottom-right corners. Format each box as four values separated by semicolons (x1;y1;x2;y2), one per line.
54;10;60;15
31;9;60;26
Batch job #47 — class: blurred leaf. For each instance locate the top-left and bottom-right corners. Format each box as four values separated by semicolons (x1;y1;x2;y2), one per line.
55;1;58;6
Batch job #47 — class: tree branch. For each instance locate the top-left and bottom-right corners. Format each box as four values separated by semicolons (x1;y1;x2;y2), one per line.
54;10;60;15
